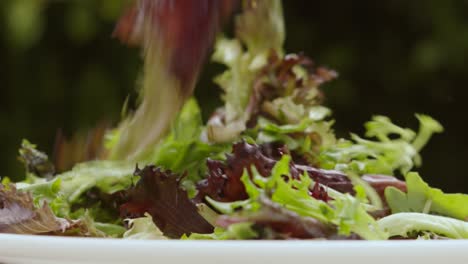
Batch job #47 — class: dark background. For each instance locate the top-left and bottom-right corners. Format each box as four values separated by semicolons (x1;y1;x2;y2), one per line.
1;0;467;192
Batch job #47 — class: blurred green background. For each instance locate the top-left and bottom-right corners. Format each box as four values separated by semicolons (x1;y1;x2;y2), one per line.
1;0;467;192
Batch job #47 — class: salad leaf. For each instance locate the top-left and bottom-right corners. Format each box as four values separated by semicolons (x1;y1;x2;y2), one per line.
197;141;406;208
361;174;407;199
331;186;387;240
120;166;213;238
0;183;122;237
250;117;335;165
257;54;336;125
90;222;126;237
319;114;443;175
378;213;468;239
216;197;335;239
385;172;468;220
412;114;444;152
144;99;230;187
206;0;285;143
195;141;354;204
197;141;406;206
266;156;334;222
266;157;388;240
0;184;71;235
205;154;388;240
53;122;109;172
123;213;168;240
1;0;458;242
18;139;55;179
236;0;285;55
185;222;259;240
109;50;187;161
196;203;220;226
18;161;134;217
111;0;234;161
61;212;124;238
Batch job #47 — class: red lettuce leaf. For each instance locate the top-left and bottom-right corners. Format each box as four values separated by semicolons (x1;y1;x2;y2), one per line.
362;174;408;199
252;52;337;112
111;0;239;160
196;142;406;206
53;122;109;172
195;141;353;203
216;197;340;239
113;0;237;93
120;166;213;238
0;184;71;235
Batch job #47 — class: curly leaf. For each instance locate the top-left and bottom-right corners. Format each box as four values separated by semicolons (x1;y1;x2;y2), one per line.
0;184;70;235
123;213;168;240
120;166;213;238
385;172;468;220
379;213;468;239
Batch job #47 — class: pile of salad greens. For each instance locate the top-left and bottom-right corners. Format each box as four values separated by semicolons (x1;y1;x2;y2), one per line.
1;0;468;240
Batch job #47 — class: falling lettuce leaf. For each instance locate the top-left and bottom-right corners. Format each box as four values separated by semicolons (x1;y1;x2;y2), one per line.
236;0;285;55
207;0;285;142
111;1;235;161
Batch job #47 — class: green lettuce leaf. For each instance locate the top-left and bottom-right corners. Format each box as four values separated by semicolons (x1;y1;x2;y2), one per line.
236;0;285;55
332;186;385;240
385;172;468;220
17;160;134;221
1;183;117;237
123;213;168;240
196;203;220;226
63;211;124;238
319;114;443;175
207;155;387;240
184;222;258;240
18;139;55;179
249;116;336;159
267;159;386;239
91;222;126;237
207;0;285;143
13;99;227;235
378;212;468;239
145;99;229;187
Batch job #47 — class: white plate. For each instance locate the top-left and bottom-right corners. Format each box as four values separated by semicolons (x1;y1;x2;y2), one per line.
1;234;467;264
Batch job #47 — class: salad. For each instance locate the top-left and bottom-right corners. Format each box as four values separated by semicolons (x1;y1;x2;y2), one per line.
1;0;468;241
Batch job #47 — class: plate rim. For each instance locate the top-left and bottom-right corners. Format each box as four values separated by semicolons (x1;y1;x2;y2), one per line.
1;234;468;263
